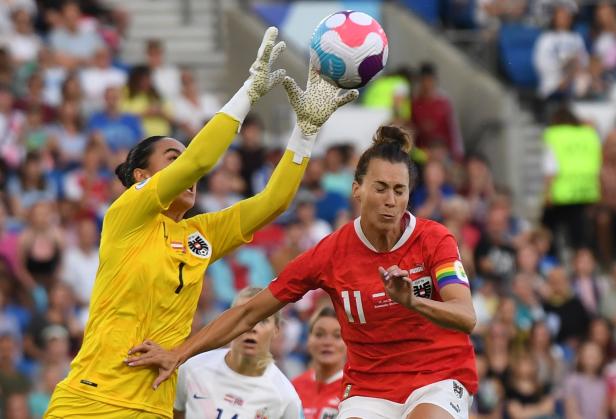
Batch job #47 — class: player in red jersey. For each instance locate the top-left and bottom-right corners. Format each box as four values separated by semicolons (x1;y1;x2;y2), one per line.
126;125;478;419
293;306;346;419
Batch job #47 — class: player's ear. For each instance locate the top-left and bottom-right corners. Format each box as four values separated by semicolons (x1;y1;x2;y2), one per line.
133;168;149;183
351;181;361;202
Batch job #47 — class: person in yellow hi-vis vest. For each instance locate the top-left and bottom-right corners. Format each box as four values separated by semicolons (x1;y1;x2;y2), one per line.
44;27;358;419
541;104;602;255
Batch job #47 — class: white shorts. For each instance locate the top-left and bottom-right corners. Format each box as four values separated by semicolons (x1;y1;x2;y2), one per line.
337;379;471;419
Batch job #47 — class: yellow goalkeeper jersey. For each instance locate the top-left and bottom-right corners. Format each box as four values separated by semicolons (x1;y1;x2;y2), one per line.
52;111;309;418
57;170;250;417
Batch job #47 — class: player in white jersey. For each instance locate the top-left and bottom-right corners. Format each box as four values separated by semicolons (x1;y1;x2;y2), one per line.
173;287;302;419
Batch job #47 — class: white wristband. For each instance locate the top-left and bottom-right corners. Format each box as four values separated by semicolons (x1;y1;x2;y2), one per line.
286;125;317;164
218;80;252;128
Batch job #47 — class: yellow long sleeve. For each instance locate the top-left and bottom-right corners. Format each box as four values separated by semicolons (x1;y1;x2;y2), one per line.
157;113;240;207
238;150;308;236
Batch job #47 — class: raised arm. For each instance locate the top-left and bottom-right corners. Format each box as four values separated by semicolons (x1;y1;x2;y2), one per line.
156;27;287;207
237;64;358;237
126;288;286;389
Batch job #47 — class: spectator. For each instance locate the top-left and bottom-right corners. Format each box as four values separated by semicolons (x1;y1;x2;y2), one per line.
475;0;528;30
571;248;602;315
471;350;503;419
62;142;110;219
86;86;143;153
472;280;499;335
16;201;63;291
4;8;41;65
528;320;566;393
218;149;246;195
587;317;614;359
7;152;56;220
512;272;545;333
529;227;559;276
321;144;354;199
208;248;274;309
197;169;242;214
474;205;517;286
0;202;18;275
505;350;556;419
516;244;547;297
484;320;513;383
28;363;63;419
412;159;455;221
48;0;103;70
460;153;495;226
543;266;590;348
443;196;480;262
34;47;66;108
597;130;616;267
294;191;331;250
270;220;306;276
39;325;71;376
542;105;601;254
593;1;616;77
14;72;56;124
23;282;82;362
237;113;266;197
5;392;30;419
46;100;86;169
600;263;616;325
411;62;464;161
172;69;220;142
491;188;531;247
79;45;126;112
59;218;99;307
120;65;172;138
0;333;30;414
0;83;26;169
145;38;181;100
563;341;608;419
533;3;589;100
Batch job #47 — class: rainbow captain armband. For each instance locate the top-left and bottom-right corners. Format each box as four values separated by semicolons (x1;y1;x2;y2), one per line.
434;260;469;288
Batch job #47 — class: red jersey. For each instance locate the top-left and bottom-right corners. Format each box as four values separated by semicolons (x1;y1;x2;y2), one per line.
269;214;478;403
292;369;343;419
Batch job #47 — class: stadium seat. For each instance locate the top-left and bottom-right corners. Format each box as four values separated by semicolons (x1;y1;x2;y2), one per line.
499;23;541;88
399;0;442;26
442;0;477;29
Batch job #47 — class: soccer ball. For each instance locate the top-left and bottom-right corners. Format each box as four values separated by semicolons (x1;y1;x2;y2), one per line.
310;10;388;89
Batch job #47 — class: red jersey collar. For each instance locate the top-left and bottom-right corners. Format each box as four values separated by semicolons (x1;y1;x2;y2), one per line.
353;211;416;253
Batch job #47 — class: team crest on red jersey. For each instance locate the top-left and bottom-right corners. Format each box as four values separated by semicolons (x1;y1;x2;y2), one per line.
412;276;432;299
187;232;211;259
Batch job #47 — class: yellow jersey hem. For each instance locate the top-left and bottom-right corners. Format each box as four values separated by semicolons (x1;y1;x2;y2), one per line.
57;382;172;419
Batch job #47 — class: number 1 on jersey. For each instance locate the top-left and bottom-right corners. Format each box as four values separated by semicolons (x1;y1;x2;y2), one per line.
341;290;366;324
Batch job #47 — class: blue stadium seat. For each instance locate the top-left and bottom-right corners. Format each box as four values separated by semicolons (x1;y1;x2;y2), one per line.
499;23;542;88
442;0;477;29
399;0;442;26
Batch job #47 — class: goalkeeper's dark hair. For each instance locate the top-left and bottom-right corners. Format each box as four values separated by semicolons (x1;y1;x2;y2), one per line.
354;125;415;186
115;136;167;187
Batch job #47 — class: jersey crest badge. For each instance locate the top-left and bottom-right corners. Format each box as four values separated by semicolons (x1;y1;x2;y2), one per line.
412;276;433;299
187;232;211;259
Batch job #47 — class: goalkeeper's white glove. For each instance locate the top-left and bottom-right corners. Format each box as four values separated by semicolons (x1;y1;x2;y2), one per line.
283;62;359;163
220;26;286;122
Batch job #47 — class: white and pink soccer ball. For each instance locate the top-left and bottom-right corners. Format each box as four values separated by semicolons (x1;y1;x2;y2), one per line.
310;10;388;89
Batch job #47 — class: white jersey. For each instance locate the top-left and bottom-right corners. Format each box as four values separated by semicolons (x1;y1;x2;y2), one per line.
174;349;303;419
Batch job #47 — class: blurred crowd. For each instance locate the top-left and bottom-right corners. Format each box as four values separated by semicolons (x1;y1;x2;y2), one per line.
0;1;614;419
446;0;616;102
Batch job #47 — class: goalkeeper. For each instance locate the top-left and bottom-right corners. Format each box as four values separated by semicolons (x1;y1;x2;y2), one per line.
44;27;358;419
